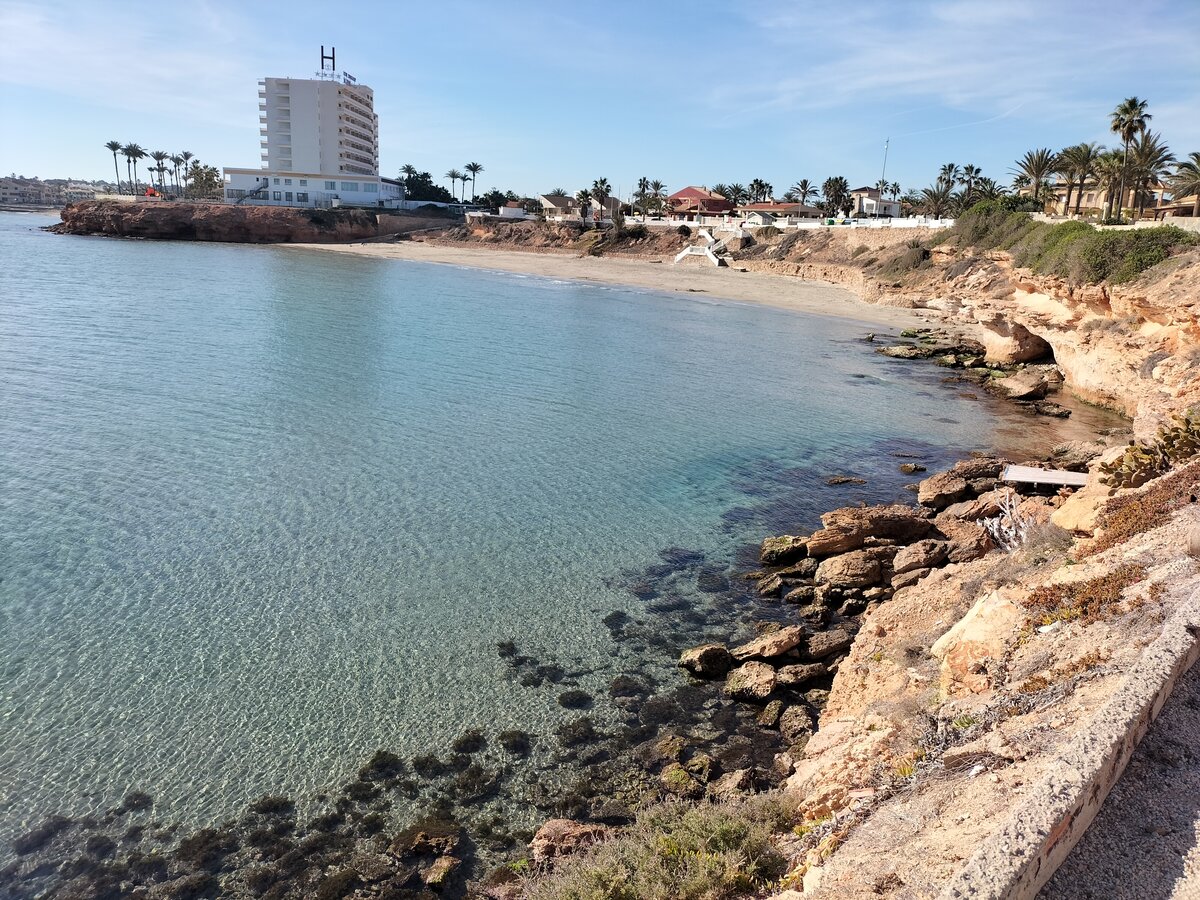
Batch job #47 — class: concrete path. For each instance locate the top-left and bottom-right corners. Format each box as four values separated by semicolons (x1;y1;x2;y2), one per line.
1040;661;1200;899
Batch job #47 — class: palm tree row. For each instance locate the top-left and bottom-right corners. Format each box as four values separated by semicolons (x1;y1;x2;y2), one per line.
1011;98;1196;222
909;163;1005;217
631;177;667;215
439;162;486;203
105;142;196;197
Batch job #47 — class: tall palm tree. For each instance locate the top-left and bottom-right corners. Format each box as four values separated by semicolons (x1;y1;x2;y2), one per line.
179;151;194;197
974;177;1003;201
150;151;169;192
726;183;748;205
122;143;145;195
168;154;183;195
937;163;961;190
1129;131;1174;218
633;176;650;216
960;164;982;206
105;141;124;194
591;178;611;221
821;176;851;216
1168;152;1200;218
1094;151;1125;220
574;188;592;221
710;183;731;200
1011;148;1057;205
464;162;483;203
1064;142;1103;216
650;179;666;213
1052;147;1079;215
919;183;955;218
889;181;901;200
400;163;418;184
444;168;464;200
789;179;817;206
1110;96;1152;222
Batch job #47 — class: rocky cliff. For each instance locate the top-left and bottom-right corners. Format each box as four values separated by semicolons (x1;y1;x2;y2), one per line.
49;200;454;243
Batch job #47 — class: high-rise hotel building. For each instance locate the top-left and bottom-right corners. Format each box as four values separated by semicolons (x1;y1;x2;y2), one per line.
258;73;379;176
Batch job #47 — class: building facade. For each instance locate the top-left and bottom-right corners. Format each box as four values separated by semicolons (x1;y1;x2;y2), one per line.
258;72;379;177
223;168;403;208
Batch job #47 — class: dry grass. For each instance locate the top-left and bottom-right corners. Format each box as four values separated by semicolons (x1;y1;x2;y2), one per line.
1086;459;1200;555
1024;563;1148;626
523;797;795;900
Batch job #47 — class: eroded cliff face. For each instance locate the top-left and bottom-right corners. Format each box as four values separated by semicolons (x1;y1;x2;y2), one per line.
50;200;453;244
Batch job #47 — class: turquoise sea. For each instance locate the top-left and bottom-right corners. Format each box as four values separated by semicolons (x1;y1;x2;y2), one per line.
0;211;1109;844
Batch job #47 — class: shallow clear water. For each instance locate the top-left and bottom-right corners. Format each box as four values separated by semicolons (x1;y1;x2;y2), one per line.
0;211;1083;840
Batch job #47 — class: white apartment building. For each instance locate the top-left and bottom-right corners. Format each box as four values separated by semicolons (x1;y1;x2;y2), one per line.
258;71;379;176
223;169;404;208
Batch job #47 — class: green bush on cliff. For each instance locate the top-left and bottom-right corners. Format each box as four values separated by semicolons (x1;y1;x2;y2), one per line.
949;201;1197;285
525;798;793;900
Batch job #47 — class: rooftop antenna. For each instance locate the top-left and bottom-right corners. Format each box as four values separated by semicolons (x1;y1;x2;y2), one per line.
320;45;335;72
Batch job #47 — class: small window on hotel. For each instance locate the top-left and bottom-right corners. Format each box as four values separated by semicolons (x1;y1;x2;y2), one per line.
364;183;378;193
325;181;336;190
285;192;293;201
299;179;307;186
273;178;280;185
297;192;308;202
273;191;281;200
284;178;292;186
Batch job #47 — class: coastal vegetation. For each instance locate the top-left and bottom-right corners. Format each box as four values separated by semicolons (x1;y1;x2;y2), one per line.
105;141;208;198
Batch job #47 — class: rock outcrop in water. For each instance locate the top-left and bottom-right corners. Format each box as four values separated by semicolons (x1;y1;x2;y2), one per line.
48;200;455;243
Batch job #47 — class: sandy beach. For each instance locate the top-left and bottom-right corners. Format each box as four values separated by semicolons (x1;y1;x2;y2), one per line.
289;240;941;330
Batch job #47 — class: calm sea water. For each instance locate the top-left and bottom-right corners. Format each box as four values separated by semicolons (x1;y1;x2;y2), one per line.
0;211;1097;841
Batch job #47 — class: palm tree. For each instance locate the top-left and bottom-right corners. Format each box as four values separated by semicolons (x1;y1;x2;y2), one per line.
633;176;650;217
1168;152;1200;218
1060;142;1104;216
1110;96;1152;222
444;168;464;200
105;141;124;194
974;177;1003;201
122;143;145;195
1094;151;1125;220
591;178;611;221
464;162;483;203
574;188;592;222
400;163;418;185
889;181;901;201
1011;148;1057;206
650;179;666;213
960;164;982;206
168;154;183;195
937;163;961;190
1129;131;1174;218
789;179;817;206
179;151;194;197
919;183;955;218
710;183;731;200
150;151;169;192
821;176;851;216
726;183;748;205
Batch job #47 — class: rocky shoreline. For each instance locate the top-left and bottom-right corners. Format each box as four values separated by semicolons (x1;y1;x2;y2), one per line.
0;329;1118;900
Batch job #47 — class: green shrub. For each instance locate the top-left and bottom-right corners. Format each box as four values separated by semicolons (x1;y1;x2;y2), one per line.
623;223;648;239
677;224;692;237
1078;226;1197;284
525;798;793;900
757;225;783;239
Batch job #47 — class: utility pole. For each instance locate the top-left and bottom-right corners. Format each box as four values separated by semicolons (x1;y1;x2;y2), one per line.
880;138;890;218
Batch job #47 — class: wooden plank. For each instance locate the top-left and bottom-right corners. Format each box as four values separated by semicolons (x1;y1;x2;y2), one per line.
1001;464;1089;487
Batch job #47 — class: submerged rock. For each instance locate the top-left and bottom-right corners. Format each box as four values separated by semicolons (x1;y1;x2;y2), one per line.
760;535;808;566
679;644;735;678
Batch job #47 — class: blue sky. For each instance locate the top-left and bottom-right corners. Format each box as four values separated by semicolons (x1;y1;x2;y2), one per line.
3;0;1198;199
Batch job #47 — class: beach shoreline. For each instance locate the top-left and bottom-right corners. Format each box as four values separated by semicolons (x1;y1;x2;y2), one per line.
288;239;944;331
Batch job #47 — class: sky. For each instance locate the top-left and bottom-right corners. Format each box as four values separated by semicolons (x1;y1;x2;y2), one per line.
2;0;1198;199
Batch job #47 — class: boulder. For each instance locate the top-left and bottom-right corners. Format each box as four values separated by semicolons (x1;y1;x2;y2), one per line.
760;535;808;566
993;367;1051;400
530;819;612;865
890;567;931;590
783;584;816;605
796;603;833;625
804;628;854;660
774;558;819;579
776;663;828;687
935;514;994;563
679;644;734;678
941;490;1005;522
814;549;883;588
779;706;815;745
948;456;1006;481
918;472;970;509
756;573;785;597
756;699;785;727
930;588;1024;695
892;539;950;575
731;625;807;661
706;768;755;800
724;662;778;702
806;505;933;557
